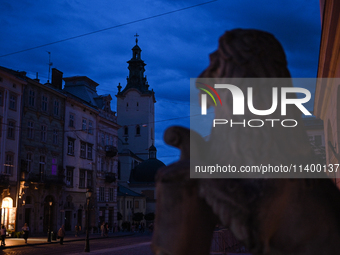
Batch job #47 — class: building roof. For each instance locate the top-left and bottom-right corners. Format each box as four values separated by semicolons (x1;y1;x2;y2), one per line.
117;184;144;197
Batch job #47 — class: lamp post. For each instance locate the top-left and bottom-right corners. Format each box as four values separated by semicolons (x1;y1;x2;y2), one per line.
84;188;92;252
47;201;52;242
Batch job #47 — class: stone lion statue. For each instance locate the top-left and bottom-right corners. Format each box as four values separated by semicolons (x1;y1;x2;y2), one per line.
152;29;340;255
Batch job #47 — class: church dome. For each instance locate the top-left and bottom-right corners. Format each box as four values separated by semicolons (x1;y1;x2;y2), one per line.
129;158;165;183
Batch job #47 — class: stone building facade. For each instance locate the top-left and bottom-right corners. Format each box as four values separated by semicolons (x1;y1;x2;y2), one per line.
0;67;26;232
17;68;65;234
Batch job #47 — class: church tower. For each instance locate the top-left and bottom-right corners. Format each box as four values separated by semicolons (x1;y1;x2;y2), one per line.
116;35;156;160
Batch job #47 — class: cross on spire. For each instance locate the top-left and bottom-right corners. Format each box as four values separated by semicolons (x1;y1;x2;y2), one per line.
134;33;139;45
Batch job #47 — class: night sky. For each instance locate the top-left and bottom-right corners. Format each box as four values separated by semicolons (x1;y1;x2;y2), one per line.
0;0;321;164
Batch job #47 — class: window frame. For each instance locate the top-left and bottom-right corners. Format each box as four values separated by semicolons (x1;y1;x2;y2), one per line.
99;187;105;202
87;144;93;160
53;100;59;116
69;113;75;127
39;155;46;179
40;125;47;142
109;188;114;202
0;89;3;106
28;89;35;107
88;120;93;134
67;138;75;155
66;168;74;187
26;153;33;172
82;118;87;132
53;128;58;144
7;120;15;139
4;153;14;175
80;141;86;158
27;121;34;139
41;94;48;112
9;93;17;111
79;170;86;188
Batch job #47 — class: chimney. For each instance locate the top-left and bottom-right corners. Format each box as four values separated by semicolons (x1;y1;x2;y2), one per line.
51;68;63;90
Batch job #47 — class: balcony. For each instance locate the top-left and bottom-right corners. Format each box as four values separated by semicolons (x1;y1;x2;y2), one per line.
27;173;65;186
105;145;118;157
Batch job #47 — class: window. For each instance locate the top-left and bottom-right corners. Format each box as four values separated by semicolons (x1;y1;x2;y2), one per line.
100;157;105;171
0;90;3;106
118;161;121;179
69;114;74;127
124;126;128;136
106;135;109;145
9;94;17;110
4;153;14;175
110;136;114;146
101;133;105;146
127;201;129;209
88;121;93;134
0;117;2;137
41;125;47;142
67;138;75;155
7;120;15;139
109;188;114;202
66;168;73;187
26;153;33;172
80;141;86;158
87;171;92;188
39;156;45;179
29;90;35;107
27;121;34;139
136;125;140;135
135;200;139;209
87;144;93;160
53;129;58;144
79;170;85;188
99;187;105;202
54;100;59;116
51;158;57;175
41;95;48;112
82;119;87;131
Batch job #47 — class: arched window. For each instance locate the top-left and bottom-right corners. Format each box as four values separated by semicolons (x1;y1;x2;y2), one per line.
136;125;140;135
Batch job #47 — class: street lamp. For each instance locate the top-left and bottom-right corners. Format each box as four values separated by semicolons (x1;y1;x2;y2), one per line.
47;201;52;242
84;188;92;252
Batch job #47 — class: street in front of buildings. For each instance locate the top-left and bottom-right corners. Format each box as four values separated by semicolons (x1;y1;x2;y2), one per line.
1;232;153;255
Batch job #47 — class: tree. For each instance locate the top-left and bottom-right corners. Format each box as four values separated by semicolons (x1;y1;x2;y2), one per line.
117;212;123;221
144;212;155;221
132;212;144;222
